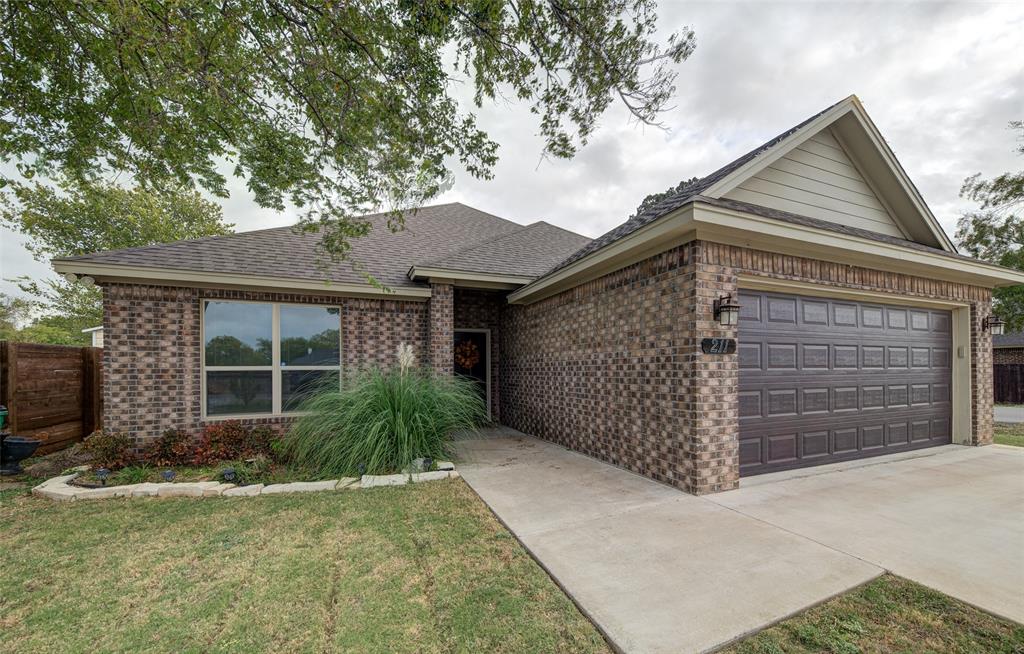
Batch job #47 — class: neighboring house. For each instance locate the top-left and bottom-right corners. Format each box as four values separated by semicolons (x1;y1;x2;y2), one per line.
82;326;103;347
53;95;1024;495
993;332;1024;365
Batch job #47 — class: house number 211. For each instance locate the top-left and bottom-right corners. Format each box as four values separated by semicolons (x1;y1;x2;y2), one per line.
701;338;737;355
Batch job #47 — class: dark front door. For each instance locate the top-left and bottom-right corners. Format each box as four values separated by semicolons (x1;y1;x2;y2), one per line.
453;330;489;417
738;290;952;476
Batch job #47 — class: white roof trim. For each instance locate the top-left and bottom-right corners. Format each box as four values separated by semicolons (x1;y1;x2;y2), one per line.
508;200;1024;304
702;95;956;253
407;266;534;289
52;260;432;301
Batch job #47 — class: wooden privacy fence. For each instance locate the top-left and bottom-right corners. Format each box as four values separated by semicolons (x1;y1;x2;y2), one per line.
994;364;1023;406
0;341;102;454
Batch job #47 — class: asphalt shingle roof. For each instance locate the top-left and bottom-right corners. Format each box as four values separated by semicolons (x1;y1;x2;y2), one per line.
994;332;1024;348
418;221;591;278
546;99;845;275
57;203;587;288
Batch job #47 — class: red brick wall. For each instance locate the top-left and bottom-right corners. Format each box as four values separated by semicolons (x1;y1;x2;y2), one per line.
500;240;995;494
428;283;453;375
454;289;505;420
995;347;1024;365
102;284;428;447
501;245;697;490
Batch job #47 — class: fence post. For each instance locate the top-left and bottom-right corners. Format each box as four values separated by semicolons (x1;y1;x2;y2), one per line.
2;341;18;434
82;347;103;435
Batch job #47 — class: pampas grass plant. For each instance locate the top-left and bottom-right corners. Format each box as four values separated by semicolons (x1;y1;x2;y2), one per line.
283;344;485;476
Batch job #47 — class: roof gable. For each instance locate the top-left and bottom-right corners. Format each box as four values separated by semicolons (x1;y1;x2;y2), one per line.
722;125;908;239
704;95;954;251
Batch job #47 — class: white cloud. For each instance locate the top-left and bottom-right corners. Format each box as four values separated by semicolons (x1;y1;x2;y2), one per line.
3;1;1022;299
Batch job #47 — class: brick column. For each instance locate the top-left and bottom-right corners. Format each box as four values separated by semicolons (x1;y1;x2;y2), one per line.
428;283;454;375
681;242;740;494
970;299;994;445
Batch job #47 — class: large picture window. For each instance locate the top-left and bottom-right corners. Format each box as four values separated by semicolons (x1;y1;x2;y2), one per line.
203;301;340;417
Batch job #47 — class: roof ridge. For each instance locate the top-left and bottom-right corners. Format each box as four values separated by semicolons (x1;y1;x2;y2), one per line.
524;220;593;240
539;96;852;277
416;223;531;268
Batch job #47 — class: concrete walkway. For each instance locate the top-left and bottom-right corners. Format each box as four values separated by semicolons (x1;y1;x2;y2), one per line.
995;405;1024;423
455;429;1024;653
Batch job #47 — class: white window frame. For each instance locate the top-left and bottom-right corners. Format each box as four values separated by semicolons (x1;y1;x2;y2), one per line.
201;299;342;420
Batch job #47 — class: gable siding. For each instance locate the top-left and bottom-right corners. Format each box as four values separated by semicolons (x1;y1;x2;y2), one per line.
724;128;905;238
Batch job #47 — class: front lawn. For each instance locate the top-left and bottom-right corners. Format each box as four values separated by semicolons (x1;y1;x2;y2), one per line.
724;575;1024;654
1;480;609;654
994;422;1024;448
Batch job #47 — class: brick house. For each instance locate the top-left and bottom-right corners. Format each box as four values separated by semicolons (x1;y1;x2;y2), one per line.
54;96;1024;495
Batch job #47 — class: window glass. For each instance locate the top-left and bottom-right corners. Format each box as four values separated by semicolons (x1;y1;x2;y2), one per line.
282;370;339;411
206;371;273;415
280;305;340;366
204;301;272;366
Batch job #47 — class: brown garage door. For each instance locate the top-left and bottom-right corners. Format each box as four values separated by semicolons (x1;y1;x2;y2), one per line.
738;290;952;476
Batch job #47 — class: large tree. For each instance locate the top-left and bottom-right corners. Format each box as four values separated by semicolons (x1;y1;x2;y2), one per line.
957;120;1024;332
2;178;232;344
0;1;694;263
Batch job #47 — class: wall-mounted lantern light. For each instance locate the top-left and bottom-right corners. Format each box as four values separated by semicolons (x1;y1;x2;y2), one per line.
713;294;742;327
983;315;1006;336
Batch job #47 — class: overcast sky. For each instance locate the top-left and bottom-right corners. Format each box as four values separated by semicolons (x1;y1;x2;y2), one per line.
2;1;1022;300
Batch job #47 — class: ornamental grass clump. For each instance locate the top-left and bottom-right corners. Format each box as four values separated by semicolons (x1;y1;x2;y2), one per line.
284;344;485;476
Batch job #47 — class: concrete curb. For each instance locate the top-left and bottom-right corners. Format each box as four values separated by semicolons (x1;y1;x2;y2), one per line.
32;468;458;502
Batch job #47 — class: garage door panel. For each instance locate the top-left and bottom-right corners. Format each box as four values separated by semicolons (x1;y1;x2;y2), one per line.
739;290;952;476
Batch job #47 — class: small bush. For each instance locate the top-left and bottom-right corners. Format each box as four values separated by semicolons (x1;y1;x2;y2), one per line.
81;430;134;470
114;465;152;485
216;456;272;485
248;426;279;460
283;366;485;476
142;428;195;467
195;421;276;464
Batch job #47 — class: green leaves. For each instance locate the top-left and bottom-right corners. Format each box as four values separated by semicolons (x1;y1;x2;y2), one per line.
0;1;693;260
283;367;487;476
958;120;1024;331
1;177;232;344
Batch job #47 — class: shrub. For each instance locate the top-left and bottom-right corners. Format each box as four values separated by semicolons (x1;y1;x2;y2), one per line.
195;421;276;464
283;366;486;476
142;428;195;467
115;465;152;485
248;426;279;460
81;430;134;470
216;456;272;486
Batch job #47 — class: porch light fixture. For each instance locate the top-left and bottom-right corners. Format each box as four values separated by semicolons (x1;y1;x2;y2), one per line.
983;315;1006;336
713;294;742;327
96;468;110;486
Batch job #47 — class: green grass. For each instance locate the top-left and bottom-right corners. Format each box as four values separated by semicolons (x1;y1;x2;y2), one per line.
994;422;1024;448
724;575;1024;654
1;480;609;654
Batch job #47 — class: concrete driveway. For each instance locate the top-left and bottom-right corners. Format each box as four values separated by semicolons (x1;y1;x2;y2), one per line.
455;429;1024;654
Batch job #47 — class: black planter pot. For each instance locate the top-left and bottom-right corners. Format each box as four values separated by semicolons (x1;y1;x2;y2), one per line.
0;434;42;476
